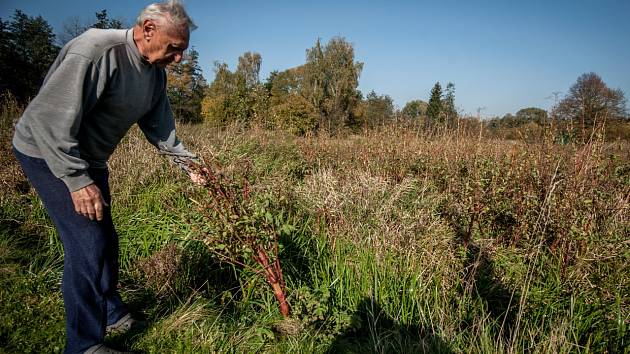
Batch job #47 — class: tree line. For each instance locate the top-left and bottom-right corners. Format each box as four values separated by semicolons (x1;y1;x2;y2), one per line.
486;73;628;141
1;9;627;137
186;39;462;133
0;9;124;103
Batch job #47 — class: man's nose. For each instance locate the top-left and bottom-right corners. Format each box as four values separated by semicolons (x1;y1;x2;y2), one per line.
173;53;183;63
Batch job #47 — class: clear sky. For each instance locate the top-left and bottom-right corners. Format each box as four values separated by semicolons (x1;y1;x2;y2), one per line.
2;0;629;117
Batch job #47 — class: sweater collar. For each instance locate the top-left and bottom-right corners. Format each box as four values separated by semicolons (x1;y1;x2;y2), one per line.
126;28;151;66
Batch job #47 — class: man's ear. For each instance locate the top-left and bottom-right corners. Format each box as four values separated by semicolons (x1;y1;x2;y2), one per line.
142;19;157;40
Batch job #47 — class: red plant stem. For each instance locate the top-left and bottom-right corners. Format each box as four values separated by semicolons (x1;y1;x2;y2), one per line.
274;258;286;290
270;281;290;318
255;247;290;317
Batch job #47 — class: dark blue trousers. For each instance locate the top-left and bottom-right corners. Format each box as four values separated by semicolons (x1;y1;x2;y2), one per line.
13;147;128;354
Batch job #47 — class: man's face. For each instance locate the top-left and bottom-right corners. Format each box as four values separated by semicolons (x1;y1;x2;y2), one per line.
142;19;189;67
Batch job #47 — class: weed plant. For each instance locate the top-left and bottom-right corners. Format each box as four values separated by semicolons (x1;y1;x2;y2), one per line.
187;157;293;318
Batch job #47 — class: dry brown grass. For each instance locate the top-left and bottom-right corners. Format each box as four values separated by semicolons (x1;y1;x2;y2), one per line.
134;243;183;297
0;93;29;203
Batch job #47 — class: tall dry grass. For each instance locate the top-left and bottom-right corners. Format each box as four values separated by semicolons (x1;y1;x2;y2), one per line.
175;121;629;351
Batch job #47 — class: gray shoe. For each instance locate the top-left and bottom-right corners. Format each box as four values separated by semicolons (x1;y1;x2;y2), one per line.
84;344;132;354
106;313;146;335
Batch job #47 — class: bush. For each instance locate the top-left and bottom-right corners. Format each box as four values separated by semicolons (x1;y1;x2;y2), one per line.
270;94;318;136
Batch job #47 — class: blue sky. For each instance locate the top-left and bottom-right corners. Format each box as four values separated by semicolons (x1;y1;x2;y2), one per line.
2;0;629;117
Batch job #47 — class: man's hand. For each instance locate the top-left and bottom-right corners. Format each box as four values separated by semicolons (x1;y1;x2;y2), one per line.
71;183;108;221
189;171;207;185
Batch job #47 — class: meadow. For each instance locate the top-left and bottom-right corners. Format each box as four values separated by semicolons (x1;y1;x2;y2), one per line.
1;97;629;353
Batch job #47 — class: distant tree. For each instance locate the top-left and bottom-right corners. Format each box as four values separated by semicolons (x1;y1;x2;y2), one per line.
427;82;443;126
302;37;363;133
202;62;238;125
234;52;268;123
515;107;547;124
302;39;326;118
237;52;262;89
270;93;318;135
90;9;124;30
57;16;85;45
202;52;267;126
361;90;395;127
266;67;303;107
58;10;125;46
443;82;457;127
401;99;428;120
166;48;207;123
499;113;517;128
265;66;309;130
556;72;627;135
0;19;11;96
0;10;59;102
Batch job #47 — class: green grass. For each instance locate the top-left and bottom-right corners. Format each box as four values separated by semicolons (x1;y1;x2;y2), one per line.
1;102;629;353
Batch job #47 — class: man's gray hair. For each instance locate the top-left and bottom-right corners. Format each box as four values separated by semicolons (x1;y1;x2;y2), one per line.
137;0;197;31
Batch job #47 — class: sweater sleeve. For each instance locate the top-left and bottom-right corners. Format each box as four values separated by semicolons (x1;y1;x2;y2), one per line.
20;53;104;192
137;89;198;173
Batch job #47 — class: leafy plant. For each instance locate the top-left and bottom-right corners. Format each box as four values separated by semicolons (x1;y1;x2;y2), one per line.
188;159;294;317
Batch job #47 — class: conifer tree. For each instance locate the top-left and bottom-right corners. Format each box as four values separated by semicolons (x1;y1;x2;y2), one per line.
427;82;443;126
0;10;59;102
443;82;457;128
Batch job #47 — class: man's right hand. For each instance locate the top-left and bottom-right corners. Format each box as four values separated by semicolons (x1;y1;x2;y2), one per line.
71;183;108;221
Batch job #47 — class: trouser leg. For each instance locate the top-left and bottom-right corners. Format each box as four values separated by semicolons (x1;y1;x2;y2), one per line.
13;148;127;354
90;168;128;326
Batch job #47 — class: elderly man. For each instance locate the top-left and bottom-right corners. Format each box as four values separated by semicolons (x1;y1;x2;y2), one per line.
12;1;199;353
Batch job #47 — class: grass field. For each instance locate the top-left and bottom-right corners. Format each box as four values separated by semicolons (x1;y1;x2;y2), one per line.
1;98;629;353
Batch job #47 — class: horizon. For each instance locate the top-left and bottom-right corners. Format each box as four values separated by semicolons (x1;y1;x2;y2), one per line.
1;0;629;118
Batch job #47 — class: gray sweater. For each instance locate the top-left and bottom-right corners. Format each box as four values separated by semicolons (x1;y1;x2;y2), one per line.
13;28;195;192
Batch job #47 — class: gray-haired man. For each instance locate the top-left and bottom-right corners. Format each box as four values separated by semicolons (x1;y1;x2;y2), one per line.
12;1;200;353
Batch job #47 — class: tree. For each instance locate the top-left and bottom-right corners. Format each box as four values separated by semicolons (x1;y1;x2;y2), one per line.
265;66;313;132
498;113;517;128
58;9;125;46
237;52;262;89
57;16;86;45
302;37;363;133
361;90;395;128
0;10;59;102
270;93;318;135
166;48;207;123
202;61;242;125
401;99;428;120
556;72;627;135
235;52;268;123
266;67;304;107
202;52;267;126
91;9;124;30
426;82;443;126
443;82;457;128
0;19;11;96
515;107;547;124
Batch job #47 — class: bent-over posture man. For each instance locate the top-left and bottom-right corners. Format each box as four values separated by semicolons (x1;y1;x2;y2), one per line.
12;1;200;353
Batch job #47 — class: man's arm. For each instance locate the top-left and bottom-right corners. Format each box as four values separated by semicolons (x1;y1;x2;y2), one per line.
137;88;202;182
